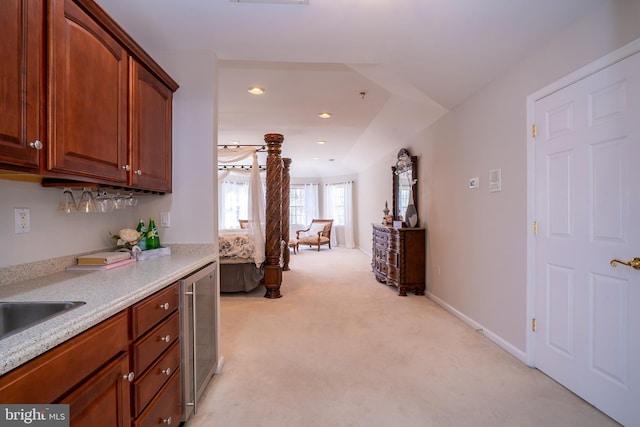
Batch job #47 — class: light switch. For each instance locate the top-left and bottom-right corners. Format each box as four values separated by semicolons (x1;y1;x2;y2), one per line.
160;211;171;228
489;168;502;192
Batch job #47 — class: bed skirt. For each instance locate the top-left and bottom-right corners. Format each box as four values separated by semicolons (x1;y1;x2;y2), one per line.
220;258;264;292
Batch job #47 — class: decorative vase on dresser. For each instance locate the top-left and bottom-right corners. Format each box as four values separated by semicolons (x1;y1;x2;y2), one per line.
372;224;425;296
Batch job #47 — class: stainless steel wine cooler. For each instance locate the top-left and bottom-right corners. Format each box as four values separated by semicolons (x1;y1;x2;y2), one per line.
179;261;221;422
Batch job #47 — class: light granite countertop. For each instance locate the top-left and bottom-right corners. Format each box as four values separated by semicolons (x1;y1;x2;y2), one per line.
0;244;216;376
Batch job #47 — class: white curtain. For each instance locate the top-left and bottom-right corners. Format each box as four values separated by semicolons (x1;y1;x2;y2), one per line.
218;179;249;229
343;181;355;248
304;183;319;225
218;147;265;266
323;181;355;248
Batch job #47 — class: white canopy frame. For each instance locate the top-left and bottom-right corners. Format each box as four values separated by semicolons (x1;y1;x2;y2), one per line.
218;147;266;266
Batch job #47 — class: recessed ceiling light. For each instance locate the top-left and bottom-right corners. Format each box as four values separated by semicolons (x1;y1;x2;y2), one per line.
232;141;240;145
317;140;326;145
313;157;319;160
248;86;265;95
318;112;331;119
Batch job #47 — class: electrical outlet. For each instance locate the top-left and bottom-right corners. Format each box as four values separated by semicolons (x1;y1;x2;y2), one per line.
15;208;30;233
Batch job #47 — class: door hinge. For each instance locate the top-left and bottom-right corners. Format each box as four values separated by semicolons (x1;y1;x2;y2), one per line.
532;124;537;138
532;318;537;332
532;221;538;235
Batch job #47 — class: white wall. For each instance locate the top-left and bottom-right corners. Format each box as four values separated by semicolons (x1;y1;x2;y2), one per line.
0;50;217;268
357;150;396;254
402;1;640;354
139;50;217;245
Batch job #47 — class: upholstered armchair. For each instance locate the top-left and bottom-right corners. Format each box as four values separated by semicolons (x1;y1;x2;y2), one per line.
295;219;333;251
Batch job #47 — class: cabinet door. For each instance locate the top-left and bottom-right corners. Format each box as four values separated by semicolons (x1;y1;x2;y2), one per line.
60;353;132;427
48;0;128;183
0;0;43;170
130;61;173;192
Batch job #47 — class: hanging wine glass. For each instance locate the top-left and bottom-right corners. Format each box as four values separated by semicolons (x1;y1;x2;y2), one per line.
125;192;138;207
112;191;125;209
95;190;114;213
57;187;77;213
78;187;96;213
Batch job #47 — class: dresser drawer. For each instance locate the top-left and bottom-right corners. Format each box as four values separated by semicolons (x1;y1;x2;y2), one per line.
131;282;179;340
132;312;180;375
387;264;399;284
133;340;181;416
134;368;182;427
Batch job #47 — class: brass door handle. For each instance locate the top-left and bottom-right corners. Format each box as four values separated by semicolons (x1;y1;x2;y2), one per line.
610;257;640;270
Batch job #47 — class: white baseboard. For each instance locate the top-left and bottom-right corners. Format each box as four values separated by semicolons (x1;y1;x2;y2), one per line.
426;291;528;365
215;355;225;374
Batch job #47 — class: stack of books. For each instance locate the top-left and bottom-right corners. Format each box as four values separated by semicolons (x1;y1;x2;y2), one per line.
67;251;136;271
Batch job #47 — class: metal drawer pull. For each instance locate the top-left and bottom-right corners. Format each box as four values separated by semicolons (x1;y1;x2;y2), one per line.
134;169;142;175
159;302;170;310
163;417;172;425
161;367;171;376
29;140;43;150
122;372;135;382
160;334;171;343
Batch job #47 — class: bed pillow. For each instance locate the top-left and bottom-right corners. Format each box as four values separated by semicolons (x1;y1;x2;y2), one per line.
305;223;326;237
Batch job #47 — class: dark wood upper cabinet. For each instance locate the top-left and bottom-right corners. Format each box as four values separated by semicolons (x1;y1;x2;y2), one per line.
0;0;44;171
48;0;129;184
0;0;178;192
130;61;173;192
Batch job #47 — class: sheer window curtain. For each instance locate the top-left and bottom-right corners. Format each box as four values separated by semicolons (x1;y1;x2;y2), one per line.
343;181;355;248
323;181;355;248
304;183;319;225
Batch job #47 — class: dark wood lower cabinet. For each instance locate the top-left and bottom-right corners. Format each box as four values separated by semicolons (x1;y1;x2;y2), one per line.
372;224;426;296
0;284;184;427
0;311;129;405
130;283;182;426
60;353;131;427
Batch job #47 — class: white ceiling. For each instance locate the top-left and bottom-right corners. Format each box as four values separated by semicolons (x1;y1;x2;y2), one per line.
97;0;606;178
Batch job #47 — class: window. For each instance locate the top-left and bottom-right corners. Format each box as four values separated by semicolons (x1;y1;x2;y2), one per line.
219;181;249;229
326;184;345;226
290;186;306;226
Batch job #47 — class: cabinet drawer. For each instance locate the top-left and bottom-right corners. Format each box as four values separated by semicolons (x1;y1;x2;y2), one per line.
132;312;179;375
131;282;179;339
134;368;182;427
133;341;180;416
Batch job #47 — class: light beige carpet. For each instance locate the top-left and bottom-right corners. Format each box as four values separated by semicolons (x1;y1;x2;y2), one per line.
186;247;618;427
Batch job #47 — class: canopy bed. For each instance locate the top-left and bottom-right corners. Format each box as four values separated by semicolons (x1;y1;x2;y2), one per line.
217;134;291;298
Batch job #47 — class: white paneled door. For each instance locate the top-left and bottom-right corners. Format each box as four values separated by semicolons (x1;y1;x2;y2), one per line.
534;51;640;426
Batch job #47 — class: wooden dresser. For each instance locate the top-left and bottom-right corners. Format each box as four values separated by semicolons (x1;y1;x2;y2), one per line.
372;224;426;296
